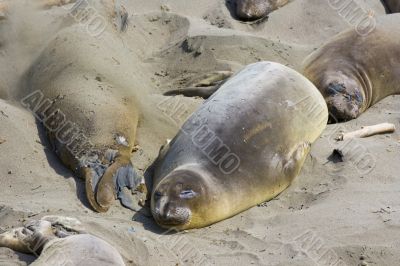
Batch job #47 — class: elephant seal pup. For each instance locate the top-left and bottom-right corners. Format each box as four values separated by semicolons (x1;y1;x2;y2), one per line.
303;14;400;122
235;0;289;21
383;0;400;13
0;216;125;265
151;61;328;230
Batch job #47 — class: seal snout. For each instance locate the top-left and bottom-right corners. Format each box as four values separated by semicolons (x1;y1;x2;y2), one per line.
152;193;192;227
235;0;270;21
324;81;364;122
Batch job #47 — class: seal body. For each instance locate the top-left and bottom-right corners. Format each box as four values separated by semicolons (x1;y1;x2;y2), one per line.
151;62;328;230
303;14;400;121
32;235;125;266
235;0;289;21
19;1;143;212
383;0;400;13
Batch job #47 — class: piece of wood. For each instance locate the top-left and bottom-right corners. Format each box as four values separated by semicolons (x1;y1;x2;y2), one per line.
336;123;396;141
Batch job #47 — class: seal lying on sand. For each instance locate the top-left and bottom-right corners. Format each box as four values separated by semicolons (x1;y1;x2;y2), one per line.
383;0;400;13
303;14;400;122
0;216;125;265
19;0;142;212
235;0;289;21
151;61;328;230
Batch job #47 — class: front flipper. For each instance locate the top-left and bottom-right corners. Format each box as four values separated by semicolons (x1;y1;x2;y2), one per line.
0;220;54;255
83;151;143;212
164;86;220;99
164;71;233;99
283;141;311;178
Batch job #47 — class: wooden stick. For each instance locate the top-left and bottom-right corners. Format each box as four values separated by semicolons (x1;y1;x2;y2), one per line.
336;123;396;141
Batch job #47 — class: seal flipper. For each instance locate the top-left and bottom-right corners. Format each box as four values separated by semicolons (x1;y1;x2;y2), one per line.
164;71;233;99
0;220;54;255
82;149;143;212
94;154;143;212
0;228;32;254
283;141;311;178
115;164;142;211
84;167;110;213
164;86;220;99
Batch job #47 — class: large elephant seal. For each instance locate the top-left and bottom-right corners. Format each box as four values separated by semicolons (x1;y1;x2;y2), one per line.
235;0;289;21
150;61;328;230
383;0;400;13
0;216;125;265
19;0;142;212
303;14;400;122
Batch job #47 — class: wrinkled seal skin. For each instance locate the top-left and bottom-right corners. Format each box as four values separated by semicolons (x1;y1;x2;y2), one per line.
235;0;289;21
151;62;328;230
303;14;400;122
383;0;400;13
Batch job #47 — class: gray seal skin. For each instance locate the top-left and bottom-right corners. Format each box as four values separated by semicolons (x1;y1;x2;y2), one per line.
151;61;328;230
303;14;400;122
0;216;125;266
235;0;289;21
383;0;400;13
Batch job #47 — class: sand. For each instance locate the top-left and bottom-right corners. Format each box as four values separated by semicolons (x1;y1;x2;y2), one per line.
0;0;399;265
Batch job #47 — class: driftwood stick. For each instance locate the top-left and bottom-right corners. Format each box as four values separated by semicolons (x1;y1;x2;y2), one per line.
336;123;396;141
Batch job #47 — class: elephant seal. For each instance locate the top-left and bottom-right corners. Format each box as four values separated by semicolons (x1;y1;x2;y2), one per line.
0;216;125;265
303;14;400;122
235;0;289;21
151;61;328;230
19;0;142;212
383;0;400;13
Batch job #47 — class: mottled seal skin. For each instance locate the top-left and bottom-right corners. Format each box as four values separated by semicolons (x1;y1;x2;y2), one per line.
303;14;400;122
0;216;125;266
151;61;328;230
383;0;400;13
235;0;289;21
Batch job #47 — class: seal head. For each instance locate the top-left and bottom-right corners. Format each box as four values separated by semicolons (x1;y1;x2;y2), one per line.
311;71;365;122
151;167;216;230
236;0;270;21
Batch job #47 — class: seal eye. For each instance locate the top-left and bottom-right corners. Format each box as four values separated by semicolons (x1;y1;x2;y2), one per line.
327;83;345;95
154;191;162;201
179;190;197;199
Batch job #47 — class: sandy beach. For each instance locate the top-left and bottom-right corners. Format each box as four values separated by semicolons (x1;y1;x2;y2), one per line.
0;0;399;265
